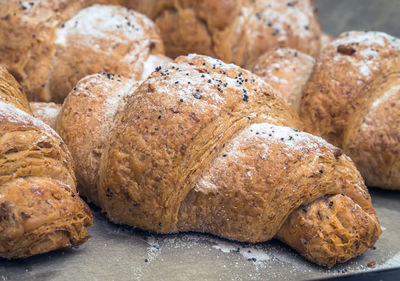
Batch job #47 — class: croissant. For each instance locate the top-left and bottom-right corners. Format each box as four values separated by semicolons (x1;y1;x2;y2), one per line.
0;65;92;258
1;0;326;102
123;0;323;67
250;48;315;113
31;102;61;130
300;31;400;190
57;54;381;266
0;1;165;102
57;73;139;206
0;65;32;115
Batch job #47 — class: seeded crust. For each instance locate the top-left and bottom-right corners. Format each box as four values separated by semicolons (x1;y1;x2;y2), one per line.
250;48;315;113
0;66;92;258
1;0;320;101
0;0;112;101
57;73;138;206
0;1;163;102
124;0;322;67
277;194;380;266
56;54;381;267
300;31;400;190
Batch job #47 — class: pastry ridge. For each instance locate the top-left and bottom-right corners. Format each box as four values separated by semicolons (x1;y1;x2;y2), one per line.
56;54;382;266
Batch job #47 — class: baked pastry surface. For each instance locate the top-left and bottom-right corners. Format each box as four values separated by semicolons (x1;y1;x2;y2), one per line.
250;48;315;112
58;54;381;266
0;66;92;258
124;0;322;66
300;31;400;190
31;102;60;130
0;1;164;102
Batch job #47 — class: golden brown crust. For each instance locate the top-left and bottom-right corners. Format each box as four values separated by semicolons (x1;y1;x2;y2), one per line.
250;48;315;112
300;31;400;189
56;54;171;205
0;65;32;115
277;194;381;267
349;84;400;189
49;4;164;103
1;1;320;101
125;0;322;66
79;54;380;266
0;1;163;102
0;177;92;259
30;102;60;130
0;0;105;101
57;73;137;206
177;124;378;237
0;74;92;258
0;103;75;189
99;54;302;232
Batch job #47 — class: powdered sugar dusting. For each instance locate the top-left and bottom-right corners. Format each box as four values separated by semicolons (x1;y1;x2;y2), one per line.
335;31;400;48
359;48;380;60
141;54;172;81
330;31;400;79
33;105;59;120
242;1;313;45
359;65;372;77
370;84;400;111
252;48;315;110
145;236;162;262
0;101;60;139
233;0;318;63
360;84;400;130
76;73;137;122
376;251;400;269
212;241;273;265
240;123;332;155
18;1;34;13
138;231;356;278
142;232;301;269
143;54;276;115
31;102;60;128
196;123;334;193
55;4;154;51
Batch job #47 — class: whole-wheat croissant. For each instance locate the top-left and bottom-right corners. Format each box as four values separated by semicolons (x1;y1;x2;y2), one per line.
123;0;323;67
30;102;61;130
300;31;400;190
250;48;315;113
0;0;324;102
0;1;166;102
0;65;92;258
57;54;381;267
57;73;139;206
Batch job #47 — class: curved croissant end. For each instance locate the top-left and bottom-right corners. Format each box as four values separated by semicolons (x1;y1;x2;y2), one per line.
0;2;164;102
300;31;400;190
0;66;92;258
60;54;379;267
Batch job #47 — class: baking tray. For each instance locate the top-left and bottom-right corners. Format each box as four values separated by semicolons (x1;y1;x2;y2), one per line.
1;0;400;280
1;189;399;281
